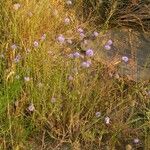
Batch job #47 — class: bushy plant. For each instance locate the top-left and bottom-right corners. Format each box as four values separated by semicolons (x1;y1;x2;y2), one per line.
0;0;149;149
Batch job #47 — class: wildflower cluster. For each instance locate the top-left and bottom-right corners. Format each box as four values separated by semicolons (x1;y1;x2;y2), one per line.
1;2;145;149
104;39;113;50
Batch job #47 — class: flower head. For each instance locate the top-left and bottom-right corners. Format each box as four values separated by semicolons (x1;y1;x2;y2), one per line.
24;76;30;82
73;52;80;58
104;45;111;50
28;103;35;112
93;31;99;37
77;28;84;33
95;112;101;118
105;116;110;124
34;41;39;47
13;3;21;10
86;49;94;57
41;34;46;41
57;34;65;43
64;18;70;24
81;61;91;68
133;138;140;144
107;39;113;45
14;55;21;63
122;56;129;63
11;44;17;50
80;33;86;38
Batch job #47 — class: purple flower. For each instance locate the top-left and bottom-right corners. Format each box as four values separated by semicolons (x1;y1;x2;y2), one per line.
77;28;84;33
86;49;94;57
133;138;140;144
73;52;80;58
57;34;65;43
104;45;111;50
93;31;99;37
122;56;129;62
104;40;113;50
95;112;101;118
41;34;46;41
107;39;113;45
11;44;17;50
34;41;39;47
14;55;21;63
81;61;91;68
28;103;35;112
64;18;70;24
105;116;110;124
80;33;86;38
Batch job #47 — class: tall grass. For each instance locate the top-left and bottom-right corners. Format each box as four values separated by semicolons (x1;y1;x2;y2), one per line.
82;0;150;32
0;0;150;149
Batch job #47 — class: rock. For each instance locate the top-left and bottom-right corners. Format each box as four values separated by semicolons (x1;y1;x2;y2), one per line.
81;28;150;81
